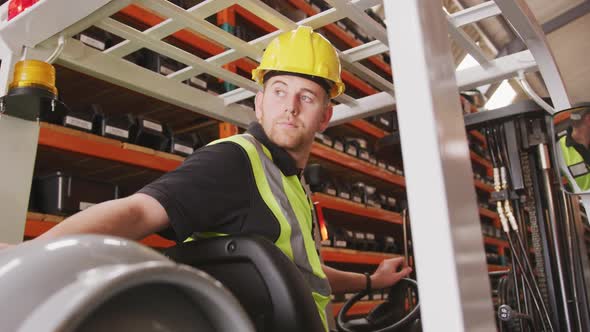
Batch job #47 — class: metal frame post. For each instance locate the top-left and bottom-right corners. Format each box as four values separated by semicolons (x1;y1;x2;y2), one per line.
0;113;39;244
383;1;495;330
0;34;39;244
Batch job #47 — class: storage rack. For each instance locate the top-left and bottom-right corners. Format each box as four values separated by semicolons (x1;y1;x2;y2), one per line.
0;0;581;330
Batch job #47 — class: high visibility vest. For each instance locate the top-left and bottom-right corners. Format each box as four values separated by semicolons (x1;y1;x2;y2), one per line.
189;133;331;330
559;135;590;191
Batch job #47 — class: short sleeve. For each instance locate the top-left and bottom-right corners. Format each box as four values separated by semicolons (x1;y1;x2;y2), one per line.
138;142;252;241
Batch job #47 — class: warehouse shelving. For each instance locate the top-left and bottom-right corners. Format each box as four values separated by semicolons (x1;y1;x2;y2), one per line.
310;142;406;187
117;2;381;98
39;122;183;172
36;120;498;218
313;193;402;225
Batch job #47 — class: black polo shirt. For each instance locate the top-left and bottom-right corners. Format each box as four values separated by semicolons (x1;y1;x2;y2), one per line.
139;122;301;242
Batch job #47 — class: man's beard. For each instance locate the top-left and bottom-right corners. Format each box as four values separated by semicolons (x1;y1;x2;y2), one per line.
268;123;307;151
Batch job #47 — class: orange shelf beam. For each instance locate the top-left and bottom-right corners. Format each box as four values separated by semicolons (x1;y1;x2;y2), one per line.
469;130;487;147
313;193;401;225
474;180;493;193
321;247;400;265
348;119;389;138
233;5;277;34
488;264;510;273
311;143;406;187
24;219;175;248
39;124;182;172
470;151;493;171
340;70;378;96
484;236;508;248
332;300;384;316
479;207;499;220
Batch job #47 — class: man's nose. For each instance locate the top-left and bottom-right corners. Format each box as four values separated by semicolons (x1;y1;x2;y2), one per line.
284;95;299;116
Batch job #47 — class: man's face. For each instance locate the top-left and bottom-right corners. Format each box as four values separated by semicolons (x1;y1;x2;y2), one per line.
255;75;333;155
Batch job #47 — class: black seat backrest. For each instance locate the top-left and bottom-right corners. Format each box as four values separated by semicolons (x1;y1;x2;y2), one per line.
164;235;326;332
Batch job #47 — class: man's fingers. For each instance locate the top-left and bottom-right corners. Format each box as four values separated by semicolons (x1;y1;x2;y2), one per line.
387;257;404;268
400;267;412;277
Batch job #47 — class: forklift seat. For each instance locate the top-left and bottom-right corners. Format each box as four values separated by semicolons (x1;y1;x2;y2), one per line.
164;235;326;332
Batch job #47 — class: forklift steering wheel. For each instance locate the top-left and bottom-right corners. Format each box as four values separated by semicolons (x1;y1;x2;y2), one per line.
336;278;420;332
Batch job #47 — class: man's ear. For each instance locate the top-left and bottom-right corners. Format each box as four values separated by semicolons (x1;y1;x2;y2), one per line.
254;91;264;121
318;104;333;132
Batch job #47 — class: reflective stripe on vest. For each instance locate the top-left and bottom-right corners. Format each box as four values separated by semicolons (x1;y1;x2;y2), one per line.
193;133;331;330
559;136;590;190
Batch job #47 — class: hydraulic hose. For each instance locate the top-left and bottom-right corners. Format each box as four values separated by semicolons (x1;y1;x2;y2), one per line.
513;230;555;331
487;125;554;331
506;232;550;332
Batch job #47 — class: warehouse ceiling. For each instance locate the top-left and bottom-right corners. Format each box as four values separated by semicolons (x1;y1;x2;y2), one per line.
456;0;590;105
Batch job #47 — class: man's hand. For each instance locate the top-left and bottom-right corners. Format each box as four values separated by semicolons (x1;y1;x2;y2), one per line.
0;243;14;250
370;257;412;289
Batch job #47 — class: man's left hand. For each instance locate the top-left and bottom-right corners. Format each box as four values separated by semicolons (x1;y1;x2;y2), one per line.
371;257;413;289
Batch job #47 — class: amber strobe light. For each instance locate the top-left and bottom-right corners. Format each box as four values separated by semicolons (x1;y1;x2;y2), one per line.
9;60;58;96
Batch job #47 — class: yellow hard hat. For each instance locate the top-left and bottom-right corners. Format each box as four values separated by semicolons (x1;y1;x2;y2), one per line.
252;26;345;98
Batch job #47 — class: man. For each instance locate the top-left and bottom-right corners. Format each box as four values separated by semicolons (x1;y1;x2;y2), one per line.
3;26;411;329
558;103;590;191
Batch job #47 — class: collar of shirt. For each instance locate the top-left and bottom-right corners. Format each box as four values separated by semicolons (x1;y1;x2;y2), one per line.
565;128;577;147
246;122;301;176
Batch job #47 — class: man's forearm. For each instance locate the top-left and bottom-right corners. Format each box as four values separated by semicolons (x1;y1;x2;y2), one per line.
322;257;412;294
38;194;167;241
322;264;367;294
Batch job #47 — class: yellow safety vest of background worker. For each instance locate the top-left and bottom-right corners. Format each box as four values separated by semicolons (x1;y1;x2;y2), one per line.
558;103;590;191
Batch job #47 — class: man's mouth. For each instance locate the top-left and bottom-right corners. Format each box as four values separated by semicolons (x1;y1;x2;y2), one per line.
277;121;299;128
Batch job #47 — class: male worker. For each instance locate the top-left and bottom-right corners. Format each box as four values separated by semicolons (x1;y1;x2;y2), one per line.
2;26;411;329
558;103;590;191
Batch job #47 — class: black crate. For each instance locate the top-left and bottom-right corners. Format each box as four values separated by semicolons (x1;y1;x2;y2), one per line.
94;112;135;142
365;232;378;252
343;137;364;158
132;116;169;151
350;182;366;204
62;110;95;133
304;164;336;195
34;172;119;215
167;131;204;157
378;235;399;254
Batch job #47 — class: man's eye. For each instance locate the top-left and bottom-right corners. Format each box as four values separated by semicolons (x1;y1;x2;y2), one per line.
301;95;314;103
274;89;286;96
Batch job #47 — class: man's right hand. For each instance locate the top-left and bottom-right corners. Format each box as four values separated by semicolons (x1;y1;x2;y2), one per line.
0;242;14;250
